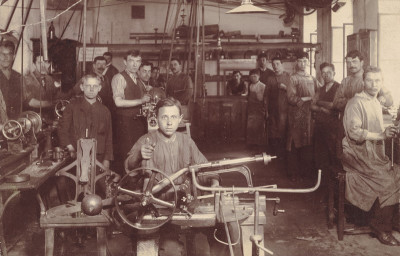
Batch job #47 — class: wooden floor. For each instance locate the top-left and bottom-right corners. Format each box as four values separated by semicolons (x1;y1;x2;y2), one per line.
4;142;400;256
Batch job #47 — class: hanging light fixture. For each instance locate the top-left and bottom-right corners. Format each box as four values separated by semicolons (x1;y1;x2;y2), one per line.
226;0;268;14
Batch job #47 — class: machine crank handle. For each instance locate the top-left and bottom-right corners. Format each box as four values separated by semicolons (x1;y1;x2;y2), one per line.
250;235;274;255
273;200;285;216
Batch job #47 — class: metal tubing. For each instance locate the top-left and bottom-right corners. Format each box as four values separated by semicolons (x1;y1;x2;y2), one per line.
191;169;321;193
82;0;87;74
39;0;48;61
158;0;172;67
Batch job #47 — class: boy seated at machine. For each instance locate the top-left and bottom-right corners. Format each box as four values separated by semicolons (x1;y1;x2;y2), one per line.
125;97;228;256
57;73;113;200
125;96;219;188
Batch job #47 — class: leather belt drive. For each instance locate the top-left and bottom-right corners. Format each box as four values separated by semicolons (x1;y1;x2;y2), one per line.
4;174;30;183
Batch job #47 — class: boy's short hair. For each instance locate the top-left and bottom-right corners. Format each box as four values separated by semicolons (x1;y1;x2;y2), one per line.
155;97;182;116
124;50;141;60
82;73;102;85
103;52;112;58
320;62;335;72
296;51;309;59
93;56;106;63
0;40;15;54
170;58;181;65
363;66;382;80
257;52;268;60
271;56;282;63
249;69;260;76
140;61;153;70
346;50;364;61
232;70;242;76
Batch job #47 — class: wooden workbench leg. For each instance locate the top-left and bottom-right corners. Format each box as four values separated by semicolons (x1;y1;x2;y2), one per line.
97;227;107;256
327;175;335;229
337;173;345;241
0;193;8;256
45;228;55;256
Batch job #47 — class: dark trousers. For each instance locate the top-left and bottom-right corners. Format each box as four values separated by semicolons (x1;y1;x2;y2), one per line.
287;143;314;180
369;199;396;233
114;115;146;175
313;124;342;184
268;137;286;160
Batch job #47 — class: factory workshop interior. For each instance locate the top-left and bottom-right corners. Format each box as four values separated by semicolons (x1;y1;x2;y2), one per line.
1;0;400;255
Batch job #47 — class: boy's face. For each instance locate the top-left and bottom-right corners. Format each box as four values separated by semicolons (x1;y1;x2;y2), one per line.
139;65;152;82
272;60;283;73
124;55;142;73
364;72;382;97
80;77;101;100
296;57;308;71
157;105;183;138
321;66;335;84
249;73;260;84
0;46;14;70
258;57;268;69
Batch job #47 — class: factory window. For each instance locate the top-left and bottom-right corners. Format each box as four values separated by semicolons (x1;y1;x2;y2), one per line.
131;5;145;19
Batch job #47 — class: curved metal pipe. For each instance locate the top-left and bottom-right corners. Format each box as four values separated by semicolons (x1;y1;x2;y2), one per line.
191;169;322;194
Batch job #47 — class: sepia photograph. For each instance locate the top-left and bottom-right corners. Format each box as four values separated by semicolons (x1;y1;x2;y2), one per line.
0;0;399;255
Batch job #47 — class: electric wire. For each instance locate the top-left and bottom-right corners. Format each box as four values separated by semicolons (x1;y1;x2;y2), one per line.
0;0;82;35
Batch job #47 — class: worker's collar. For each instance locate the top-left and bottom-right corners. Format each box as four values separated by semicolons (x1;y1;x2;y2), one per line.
125;69;137;77
350;69;363;78
296;70;310;76
157;130;177;143
259;67;268;72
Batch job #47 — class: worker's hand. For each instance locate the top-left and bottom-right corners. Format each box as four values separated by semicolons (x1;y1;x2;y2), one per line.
66;144;76;158
320;107;332;115
384;125;398;139
141;94;151;104
378;95;386;105
279;83;287;90
141;137;156;160
210;179;220;188
102;160;110;169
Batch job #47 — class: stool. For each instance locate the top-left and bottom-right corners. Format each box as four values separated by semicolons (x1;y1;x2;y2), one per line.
328;170;372;240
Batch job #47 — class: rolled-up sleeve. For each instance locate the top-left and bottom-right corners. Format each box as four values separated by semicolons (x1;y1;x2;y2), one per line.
111;73;126;100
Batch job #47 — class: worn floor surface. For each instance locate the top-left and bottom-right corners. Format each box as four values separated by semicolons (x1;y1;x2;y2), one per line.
5;142;400;256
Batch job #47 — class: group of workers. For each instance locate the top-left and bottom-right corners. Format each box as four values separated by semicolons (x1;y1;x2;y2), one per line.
2;35;400;250
228;50;400;246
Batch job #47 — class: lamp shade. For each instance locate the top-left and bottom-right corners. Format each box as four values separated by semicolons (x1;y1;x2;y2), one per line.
226;0;268;14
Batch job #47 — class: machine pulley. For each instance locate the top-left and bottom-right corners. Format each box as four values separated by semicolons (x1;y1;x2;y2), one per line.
1;111;42;141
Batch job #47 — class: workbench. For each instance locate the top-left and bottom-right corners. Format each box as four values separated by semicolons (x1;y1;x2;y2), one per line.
0;157;69;256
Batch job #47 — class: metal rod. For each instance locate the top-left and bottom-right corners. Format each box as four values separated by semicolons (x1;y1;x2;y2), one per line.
39;0;48;61
187;1;194;77
166;0;183;83
200;0;205;99
193;0;200;103
158;0;172;67
82;0;87;74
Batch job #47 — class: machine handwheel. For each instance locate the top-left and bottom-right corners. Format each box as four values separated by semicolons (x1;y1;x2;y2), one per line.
115;167;177;230
2;120;23;140
54;100;70;118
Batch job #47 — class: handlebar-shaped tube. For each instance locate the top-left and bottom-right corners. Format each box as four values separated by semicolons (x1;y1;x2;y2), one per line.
191;169;322;194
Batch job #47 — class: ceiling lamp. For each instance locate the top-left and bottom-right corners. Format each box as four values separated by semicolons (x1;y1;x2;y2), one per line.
226;0;269;14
